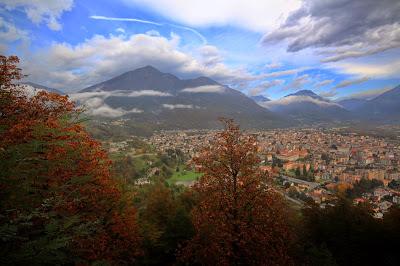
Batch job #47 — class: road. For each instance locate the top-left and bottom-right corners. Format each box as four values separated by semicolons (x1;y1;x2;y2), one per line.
130;153;157;158
280;175;320;190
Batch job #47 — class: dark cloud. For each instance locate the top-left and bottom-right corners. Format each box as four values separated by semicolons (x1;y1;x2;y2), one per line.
262;0;400;61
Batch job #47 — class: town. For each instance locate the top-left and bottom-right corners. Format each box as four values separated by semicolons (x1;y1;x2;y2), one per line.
124;127;400;218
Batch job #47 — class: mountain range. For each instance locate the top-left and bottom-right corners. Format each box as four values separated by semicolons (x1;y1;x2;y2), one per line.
25;66;400;129
354;85;400;122
77;66;289;129
260;90;351;124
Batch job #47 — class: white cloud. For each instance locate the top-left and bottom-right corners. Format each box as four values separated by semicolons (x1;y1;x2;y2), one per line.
264;62;282;69
116;28;125;33
21;33;252;91
262;95;340;110
198;45;223;66
284;74;310;90
181;85;225;93
69;90;172;102
87;101;143;118
1;0;73;30
90;15;207;44
260;67;309;79
125;90;172;97
146;30;160;36
124;0;301;32
162;104;196;109
90;15;162;26
17;84;43;98
0;17;28;42
69;92;145;118
328;60;400;79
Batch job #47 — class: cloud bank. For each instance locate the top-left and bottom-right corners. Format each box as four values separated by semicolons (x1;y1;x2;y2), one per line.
181;85;225;93
69;90;172;117
124;0;301;32
262;0;400;62
262;95;341;110
21;33;252;92
162;104;197;109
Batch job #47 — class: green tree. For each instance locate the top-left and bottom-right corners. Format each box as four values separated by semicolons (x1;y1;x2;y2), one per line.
136;183;194;265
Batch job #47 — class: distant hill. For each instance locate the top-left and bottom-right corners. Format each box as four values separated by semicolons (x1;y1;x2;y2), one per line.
78;66;290;129
337;98;369;111
354;85;400;123
21;82;64;95
261;90;351;124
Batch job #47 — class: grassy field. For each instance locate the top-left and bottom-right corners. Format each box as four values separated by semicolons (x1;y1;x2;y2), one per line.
167;168;202;184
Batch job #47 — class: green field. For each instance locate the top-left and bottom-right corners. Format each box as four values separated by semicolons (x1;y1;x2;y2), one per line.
167;169;202;184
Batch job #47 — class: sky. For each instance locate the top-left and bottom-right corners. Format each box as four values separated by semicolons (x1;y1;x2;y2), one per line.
1;0;399;100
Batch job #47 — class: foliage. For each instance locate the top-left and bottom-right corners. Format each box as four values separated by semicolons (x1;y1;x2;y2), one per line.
181;119;293;265
346;178;383;198
0;55;141;265
388;179;400;190
135;183;195;265
298;199;400;266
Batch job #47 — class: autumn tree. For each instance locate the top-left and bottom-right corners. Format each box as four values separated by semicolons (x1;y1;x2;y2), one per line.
181;119;293;265
0;55;141;265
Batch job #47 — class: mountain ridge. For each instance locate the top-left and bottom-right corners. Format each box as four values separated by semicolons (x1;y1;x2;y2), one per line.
77;66;291;129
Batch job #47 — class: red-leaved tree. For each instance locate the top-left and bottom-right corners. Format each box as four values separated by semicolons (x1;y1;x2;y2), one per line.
181;119;293;265
0;55;141;265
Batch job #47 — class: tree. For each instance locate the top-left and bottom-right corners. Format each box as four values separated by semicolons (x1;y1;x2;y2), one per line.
295;167;301;177
388;179;400;190
0;55;142;264
303;164;307;176
298;198;400;266
136;183;195;265
181;119;293;265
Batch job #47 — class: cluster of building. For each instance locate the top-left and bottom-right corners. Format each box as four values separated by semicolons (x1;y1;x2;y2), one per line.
256;128;400;182
146;130;215;157
145;128;400;216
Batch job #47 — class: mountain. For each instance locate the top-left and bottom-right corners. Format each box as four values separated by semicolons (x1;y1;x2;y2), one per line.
337;98;368;111
354;85;400;122
260;90;351;124
22;82;64;95
250;95;270;103
78;66;290;129
286;90;326;101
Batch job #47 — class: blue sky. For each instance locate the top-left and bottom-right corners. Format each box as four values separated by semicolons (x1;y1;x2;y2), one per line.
1;0;399;100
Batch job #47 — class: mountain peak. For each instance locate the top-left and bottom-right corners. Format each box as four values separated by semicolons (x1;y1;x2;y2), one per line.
187;76;220;86
288;90;318;97
286;90;326;101
132;65;162;74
